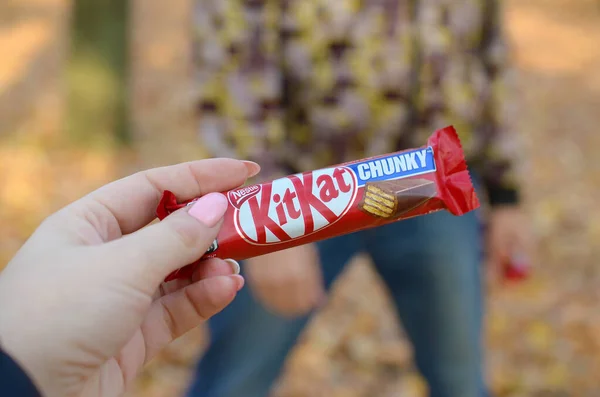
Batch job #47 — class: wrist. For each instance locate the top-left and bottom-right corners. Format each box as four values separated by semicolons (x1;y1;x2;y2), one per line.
0;281;48;396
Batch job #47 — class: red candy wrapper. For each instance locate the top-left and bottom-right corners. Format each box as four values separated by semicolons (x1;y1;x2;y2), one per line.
157;126;480;282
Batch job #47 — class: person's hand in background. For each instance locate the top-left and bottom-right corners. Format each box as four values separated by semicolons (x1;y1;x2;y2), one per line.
487;206;533;280
245;244;325;317
0;158;259;397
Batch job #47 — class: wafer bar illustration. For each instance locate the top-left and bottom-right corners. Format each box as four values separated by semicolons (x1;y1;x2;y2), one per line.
359;178;437;218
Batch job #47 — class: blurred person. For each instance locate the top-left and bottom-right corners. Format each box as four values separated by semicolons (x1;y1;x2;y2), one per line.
0;159;259;397
187;1;528;397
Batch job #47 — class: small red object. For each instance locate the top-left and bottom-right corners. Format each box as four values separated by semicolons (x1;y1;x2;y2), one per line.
157;126;481;282
503;253;531;281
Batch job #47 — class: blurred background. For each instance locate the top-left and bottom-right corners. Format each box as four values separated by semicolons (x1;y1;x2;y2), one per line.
1;0;599;396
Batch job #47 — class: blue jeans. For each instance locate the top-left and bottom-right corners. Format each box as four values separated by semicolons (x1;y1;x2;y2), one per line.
187;206;488;397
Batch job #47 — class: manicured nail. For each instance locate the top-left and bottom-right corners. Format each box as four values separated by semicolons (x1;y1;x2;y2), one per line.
230;275;245;291
188;192;228;227
242;161;261;178
225;259;240;275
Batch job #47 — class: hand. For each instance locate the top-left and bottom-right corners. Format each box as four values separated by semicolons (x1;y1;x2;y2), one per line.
245;244;326;317
487;206;532;279
0;158;260;397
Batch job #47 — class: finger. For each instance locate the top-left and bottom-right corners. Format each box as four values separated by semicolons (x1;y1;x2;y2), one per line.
313;284;328;308
489;230;509;263
265;278;314;318
68;159;259;235
485;256;501;287
292;254;324;314
291;283;321;316
141;275;244;363
100;192;229;290
287;269;315;315
306;260;327;308
158;258;240;297
193;258;240;281
289;288;312;317
155;278;192;301
514;228;533;256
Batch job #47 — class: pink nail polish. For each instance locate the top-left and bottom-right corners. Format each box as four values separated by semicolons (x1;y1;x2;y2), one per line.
188;193;229;227
242;161;261;178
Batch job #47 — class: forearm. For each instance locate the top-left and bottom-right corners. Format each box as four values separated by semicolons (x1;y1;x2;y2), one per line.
480;0;522;207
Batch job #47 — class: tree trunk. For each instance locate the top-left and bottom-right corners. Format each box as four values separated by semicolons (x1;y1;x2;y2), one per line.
129;0;201;169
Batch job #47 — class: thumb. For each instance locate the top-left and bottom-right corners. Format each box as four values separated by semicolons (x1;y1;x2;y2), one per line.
101;192;229;288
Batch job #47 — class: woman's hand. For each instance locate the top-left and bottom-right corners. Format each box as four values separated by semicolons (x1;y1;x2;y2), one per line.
487;205;533;280
245;244;325;317
0;158;259;397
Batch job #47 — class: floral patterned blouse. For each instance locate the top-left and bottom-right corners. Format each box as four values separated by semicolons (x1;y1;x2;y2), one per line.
193;0;520;205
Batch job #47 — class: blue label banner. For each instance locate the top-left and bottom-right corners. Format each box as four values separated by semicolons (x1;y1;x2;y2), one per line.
346;147;436;187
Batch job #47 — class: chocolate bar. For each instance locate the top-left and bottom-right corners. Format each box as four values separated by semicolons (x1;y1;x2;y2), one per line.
359;178;436;218
156;126;480;282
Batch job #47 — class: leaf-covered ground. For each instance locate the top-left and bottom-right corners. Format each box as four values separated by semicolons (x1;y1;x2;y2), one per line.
1;0;600;396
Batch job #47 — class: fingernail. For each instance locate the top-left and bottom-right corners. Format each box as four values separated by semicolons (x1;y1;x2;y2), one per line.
242;161;261;178
225;259;240;275
230;275;245;291
188;192;229;227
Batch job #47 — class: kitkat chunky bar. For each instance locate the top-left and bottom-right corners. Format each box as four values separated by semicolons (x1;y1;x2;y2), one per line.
156;126;480;281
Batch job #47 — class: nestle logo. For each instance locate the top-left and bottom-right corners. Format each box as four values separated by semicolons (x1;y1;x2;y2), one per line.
228;185;261;209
